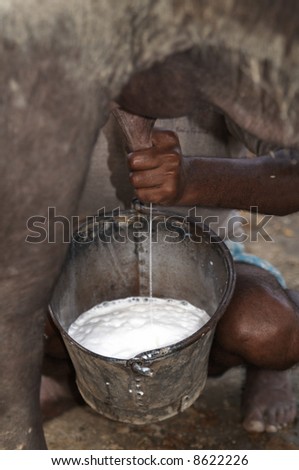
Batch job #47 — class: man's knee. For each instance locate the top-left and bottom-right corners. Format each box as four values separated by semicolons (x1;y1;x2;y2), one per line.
215;264;299;369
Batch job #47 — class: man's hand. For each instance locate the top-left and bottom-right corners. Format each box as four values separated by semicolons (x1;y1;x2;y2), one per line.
127;129;188;205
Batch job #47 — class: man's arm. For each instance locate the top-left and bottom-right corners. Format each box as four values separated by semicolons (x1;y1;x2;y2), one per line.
128;130;299;216
177;149;299;215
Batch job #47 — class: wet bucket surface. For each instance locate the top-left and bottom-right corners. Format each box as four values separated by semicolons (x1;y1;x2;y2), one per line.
49;209;235;424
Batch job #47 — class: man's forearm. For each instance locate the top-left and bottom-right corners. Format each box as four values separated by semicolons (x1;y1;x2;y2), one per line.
178;150;299;216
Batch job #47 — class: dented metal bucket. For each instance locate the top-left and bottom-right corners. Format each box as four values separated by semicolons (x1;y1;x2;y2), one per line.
49;208;235;424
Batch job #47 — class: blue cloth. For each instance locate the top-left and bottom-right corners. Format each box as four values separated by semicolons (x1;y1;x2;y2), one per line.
226;240;287;288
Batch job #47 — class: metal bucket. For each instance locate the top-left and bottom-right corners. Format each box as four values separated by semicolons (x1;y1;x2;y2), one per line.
49;208;235;424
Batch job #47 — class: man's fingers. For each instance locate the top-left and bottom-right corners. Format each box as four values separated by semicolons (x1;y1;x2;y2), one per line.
127;150;159;171
127;129;182;206
129;150;181;173
127;129;181;171
129;168;166;189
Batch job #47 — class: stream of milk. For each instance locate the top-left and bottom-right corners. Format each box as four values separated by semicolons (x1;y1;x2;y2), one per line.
149;202;153;298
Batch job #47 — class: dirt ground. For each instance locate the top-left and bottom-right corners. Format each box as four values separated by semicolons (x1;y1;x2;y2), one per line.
44;211;299;450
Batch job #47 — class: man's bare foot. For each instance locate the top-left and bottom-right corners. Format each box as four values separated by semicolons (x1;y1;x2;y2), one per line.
242;368;297;433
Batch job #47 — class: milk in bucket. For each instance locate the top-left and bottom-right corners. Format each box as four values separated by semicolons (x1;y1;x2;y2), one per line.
68;296;210;359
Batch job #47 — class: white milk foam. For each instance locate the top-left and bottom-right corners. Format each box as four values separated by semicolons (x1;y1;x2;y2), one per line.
68;297;210;359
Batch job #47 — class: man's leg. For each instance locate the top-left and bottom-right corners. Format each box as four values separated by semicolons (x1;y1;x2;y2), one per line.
209;264;299;432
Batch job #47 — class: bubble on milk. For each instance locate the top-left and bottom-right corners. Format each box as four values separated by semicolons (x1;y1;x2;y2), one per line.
68;296;210;360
